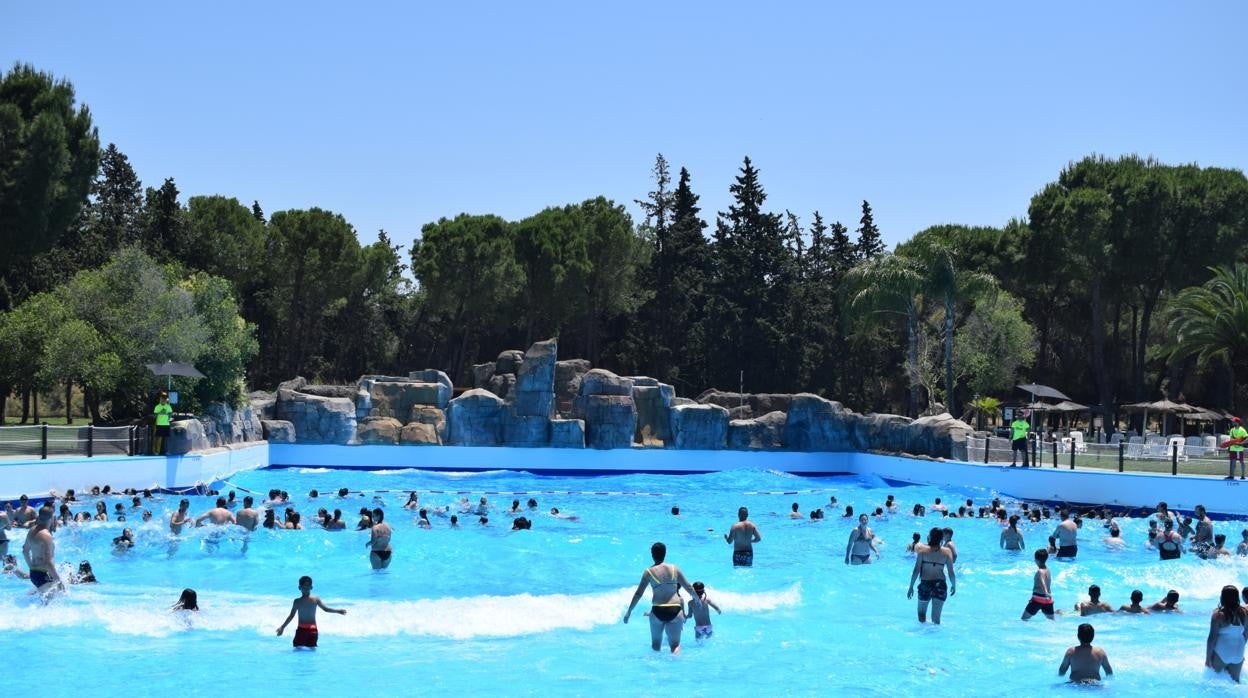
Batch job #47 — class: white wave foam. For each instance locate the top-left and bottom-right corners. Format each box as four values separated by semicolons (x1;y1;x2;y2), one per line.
0;584;802;640
293;467;333;474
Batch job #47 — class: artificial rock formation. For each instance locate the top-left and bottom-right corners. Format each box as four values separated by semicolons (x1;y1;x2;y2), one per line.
447;389;505;446
669;403;729;450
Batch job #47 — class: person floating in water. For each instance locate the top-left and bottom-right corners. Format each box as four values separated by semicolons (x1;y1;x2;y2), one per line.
724;507;761;567
276;575;347;649
1059;623;1113;683
623;542;700;654
687;581;721;640
173;588;199;611
1075;584;1112;617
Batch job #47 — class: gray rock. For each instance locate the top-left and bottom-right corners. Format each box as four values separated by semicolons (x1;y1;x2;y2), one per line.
696;389;746;409
472;362;496;389
357;417;403;445
515;338;557;393
670;403;729;450
783;393;852;451
633;383;674;444
486;373;516;400
503;408;550;446
360;378;447;420
495;350;525;375
511;390;554;417
555;359;592;413
400;422;441;445
549;419;585;448
262;420;296;443
749;393;793;415
301;384;357;399
727;405;753;420
277;376;308;393
407;369;454;408
908;413;973;459
447;389;505;446
628;376;660;387
407;406;447;443
167;419;208;454
854;413;915;453
583;394;636;449
197;402;264;447
248;391;277;420
275;389;358;444
728;411;787;450
579;369;634;397
672;397;696;407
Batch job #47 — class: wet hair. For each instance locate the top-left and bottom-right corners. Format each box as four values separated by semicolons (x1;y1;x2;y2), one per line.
332;509;342;521
1130;589;1144;603
371;508;384;521
873;508;883;516
911;532;921;543
738;507;749;521
215;497;227;508
1088;584;1101;601
479;516;488;525
693;581;705;592
942;527;953;539
176;588;198;611
841;506;854;517
1166;590;1180;603
934;498;942;504
339;488;350;497
450;515;458;525
527;499;537;508
1008;514;1020;530
299;575;312;587
308;490;318;498
651;541;667;563
1035;549;1049;564
419;509;429;520
1077;623;1094;644
244;496;254;507
1226;586;1248;623
792;502;800;512
1109;526;1120;537
671;506;680;515
912;503;923;516
926;527;944;547
1217;533;1228;547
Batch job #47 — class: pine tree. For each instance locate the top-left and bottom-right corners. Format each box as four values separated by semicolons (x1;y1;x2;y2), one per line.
140;177;185;261
855;199;884;260
252;200;265;223
828;220;855;280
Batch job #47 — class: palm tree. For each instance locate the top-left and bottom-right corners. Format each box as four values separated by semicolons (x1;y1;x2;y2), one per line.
904;238;998;417
845;253;925;417
1164;264;1248;409
964;396;1002;430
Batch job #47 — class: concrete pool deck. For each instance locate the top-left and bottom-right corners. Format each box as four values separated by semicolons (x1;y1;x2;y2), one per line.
3;441;1247;516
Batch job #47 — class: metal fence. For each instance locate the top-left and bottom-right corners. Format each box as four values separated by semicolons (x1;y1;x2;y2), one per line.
0;424;150;459
965;435;1239;477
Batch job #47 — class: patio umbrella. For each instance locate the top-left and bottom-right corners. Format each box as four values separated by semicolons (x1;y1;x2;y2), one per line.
145;360;206;391
1119;399;1197;434
1017;384;1072;402
1050;400;1090;413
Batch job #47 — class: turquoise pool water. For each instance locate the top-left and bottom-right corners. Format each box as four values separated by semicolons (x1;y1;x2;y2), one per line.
2;466;1245;695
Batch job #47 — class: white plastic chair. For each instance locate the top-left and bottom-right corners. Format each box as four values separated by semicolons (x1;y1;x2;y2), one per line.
1070;431;1088;453
1127;436;1145;459
1145;436;1169;459
1186;436;1208;457
1166;436;1189;461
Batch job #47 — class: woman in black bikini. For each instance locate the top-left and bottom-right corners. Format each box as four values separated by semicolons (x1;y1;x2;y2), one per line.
907;527;956;624
623;541;701;654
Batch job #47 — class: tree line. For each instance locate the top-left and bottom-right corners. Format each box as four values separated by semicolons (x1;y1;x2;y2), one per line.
3;63;1248;428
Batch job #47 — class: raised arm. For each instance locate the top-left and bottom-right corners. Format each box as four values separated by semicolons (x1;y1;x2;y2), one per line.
317;597;347;615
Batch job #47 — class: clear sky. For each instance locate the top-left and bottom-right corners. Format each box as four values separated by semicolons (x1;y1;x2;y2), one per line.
4;2;1246;255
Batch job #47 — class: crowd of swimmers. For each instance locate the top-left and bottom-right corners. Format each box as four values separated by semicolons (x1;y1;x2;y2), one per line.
5;483;1248;681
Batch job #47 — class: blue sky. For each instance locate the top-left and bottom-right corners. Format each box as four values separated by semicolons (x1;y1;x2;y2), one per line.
4;2;1246;255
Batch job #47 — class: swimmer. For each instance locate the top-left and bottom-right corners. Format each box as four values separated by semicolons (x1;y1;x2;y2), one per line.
475;497;490;515
1021;549;1055;621
306;490;317;500
1119;590;1150;614
1204;533;1232;558
671;506;680;517
367;508;392;569
687;581;721;639
113;528;135;551
262;509;278;529
507;500;522;515
0;508;10;556
93;501;108;521
623;541;701;654
841;506;854;518
724;507;761;567
285;511;304;530
1052;510;1078;559
236;496;260;531
1207;585;1247;682
22;505;61;595
356;507;373;530
942;527;957;562
550;507;579;521
195;497;236;527
1059;623;1113;683
1104;525;1125;549
931;497;947;514
789;502;804;519
1000;515;1025;551
845;513;879;565
908;527;955;624
12;495;37;527
1237;529;1248;556
905;532;921;554
276;575;347;649
327;509;346;530
69;560;97;584
826;496;839;510
527;498;538;510
1150;590;1182;613
1075;585;1113;616
3;553;29;579
337;487;350;498
449;515;459;528
885;494;898;514
403;492;419;510
173;588;199;611
417;509;432;528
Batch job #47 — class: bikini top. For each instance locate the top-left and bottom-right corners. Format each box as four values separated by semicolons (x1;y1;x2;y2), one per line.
647;564;678;590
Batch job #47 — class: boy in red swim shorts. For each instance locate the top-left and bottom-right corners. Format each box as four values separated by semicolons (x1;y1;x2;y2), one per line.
276;575;347;648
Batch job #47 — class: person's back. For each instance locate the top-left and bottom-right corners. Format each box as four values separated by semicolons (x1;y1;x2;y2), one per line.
1060;623;1112;683
1119;590;1150;614
725;507;761;567
1076;585;1112;617
236;497;259;531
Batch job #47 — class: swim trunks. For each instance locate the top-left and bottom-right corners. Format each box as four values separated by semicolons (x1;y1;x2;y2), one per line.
29;570;50;588
293;623;318;648
917;579;947;602
732;550;753;567
1024;595;1055;618
1057;545;1077;559
371;549;392;561
650;606;683;623
695;624;713;639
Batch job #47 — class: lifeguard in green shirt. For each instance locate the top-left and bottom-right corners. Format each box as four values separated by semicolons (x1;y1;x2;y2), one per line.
1227;416;1248;480
153;392;173;456
1010;410;1031;467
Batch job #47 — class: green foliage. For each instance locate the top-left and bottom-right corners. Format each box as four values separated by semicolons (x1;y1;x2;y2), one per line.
1163;265;1248;373
953;291;1037;398
0;63;99;286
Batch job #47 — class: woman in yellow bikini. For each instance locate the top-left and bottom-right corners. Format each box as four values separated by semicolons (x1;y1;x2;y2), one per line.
623;541;701;653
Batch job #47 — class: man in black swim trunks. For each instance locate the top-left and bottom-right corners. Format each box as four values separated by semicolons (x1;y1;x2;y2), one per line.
1053;510;1079;559
22;505;61;595
725;507;761;567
